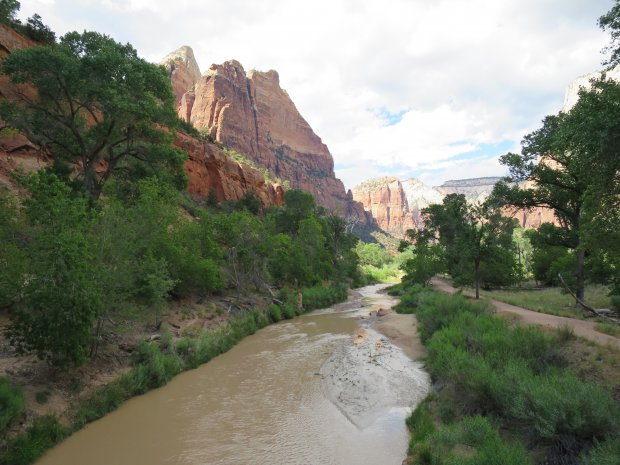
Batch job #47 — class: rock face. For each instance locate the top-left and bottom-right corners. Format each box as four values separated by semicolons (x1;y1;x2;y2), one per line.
562;66;620;112
0;23;34;58
352;177;418;237
165;53;367;220
401;178;444;222
434;177;502;203
0;33;283;209
353;176;559;236
175;132;284;207
160;46;201;118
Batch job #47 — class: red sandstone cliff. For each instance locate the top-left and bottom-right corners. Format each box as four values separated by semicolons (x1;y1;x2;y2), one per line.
163;52;368;222
0;31;284;209
160;46;201;121
352;177;417;237
175;132;284;206
353;176;558;236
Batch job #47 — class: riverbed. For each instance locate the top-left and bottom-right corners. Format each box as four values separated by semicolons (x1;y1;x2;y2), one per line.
35;284;430;465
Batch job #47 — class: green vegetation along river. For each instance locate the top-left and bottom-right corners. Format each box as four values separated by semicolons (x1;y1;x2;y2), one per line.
35;285;430;465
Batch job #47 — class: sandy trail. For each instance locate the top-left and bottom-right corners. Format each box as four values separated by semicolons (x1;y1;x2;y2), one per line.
431;277;620;348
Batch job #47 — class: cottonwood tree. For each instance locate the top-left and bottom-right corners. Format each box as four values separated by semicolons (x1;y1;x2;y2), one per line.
493;77;620;301
1;30;186;199
493;2;620;301
420;194;518;298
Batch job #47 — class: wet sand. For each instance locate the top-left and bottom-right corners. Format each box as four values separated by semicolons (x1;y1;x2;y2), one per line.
318;284;430;430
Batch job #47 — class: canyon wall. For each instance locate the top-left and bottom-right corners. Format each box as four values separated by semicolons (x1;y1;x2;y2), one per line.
162;49;369;223
0;35;284;209
352;176;556;236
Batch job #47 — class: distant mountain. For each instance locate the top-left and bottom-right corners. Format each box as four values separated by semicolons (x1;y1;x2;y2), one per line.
434;177;503;203
351;176;551;237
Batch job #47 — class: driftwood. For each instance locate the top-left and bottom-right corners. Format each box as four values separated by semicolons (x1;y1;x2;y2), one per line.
558;273;619;323
265;284;284;305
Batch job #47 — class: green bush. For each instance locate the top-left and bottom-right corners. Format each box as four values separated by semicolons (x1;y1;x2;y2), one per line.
301;284;348;310
0;376;24;434
414;292;490;342
268;304;283;322
128;341;183;393
406;398;436;450
487;362;619;439
282;302;297;319
408;285;620;459
0;415;69;465
410;416;531;465
393;283;428;314
71;379;131;430
581;439;620;465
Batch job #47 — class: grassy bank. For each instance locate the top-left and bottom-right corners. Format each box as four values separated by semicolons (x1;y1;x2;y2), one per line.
477;284;613;320
0;283;348;465
391;284;620;465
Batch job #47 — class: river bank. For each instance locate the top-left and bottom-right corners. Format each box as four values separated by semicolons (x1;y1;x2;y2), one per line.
0;284;348;465
27;283;429;465
393;282;620;464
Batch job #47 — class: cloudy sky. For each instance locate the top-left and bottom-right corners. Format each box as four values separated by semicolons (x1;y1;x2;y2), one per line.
19;0;614;189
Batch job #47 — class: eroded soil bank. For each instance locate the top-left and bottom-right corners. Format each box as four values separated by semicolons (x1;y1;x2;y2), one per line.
35;284;429;465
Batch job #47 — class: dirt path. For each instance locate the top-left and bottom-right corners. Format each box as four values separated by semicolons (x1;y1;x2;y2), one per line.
430;278;620;348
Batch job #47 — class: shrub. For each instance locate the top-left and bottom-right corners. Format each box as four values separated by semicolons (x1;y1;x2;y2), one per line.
410;416;532;465
414;286;619;455
0;415;69;465
301;284;348;310
414;292;490;342
393;283;428;313
0;376;24;434
282;302;297;319
581;438;620;465
128;341;183;393
406;398;436;450
268;304;283;322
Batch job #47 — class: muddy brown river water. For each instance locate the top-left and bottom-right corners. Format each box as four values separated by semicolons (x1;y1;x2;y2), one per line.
36;284;430;465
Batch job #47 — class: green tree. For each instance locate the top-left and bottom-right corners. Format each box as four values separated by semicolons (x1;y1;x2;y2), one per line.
524;225;573;286
493;77;620;300
213;210;269;292
274;189;316;234
400;228;444;287
355;242;392;268
421;194;518;298
5;172;101;367
599;0;620;68
0;0;19;25
1;30;186;199
0;189;27;311
20;14;56;44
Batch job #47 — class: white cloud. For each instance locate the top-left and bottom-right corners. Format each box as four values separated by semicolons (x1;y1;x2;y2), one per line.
16;0;614;190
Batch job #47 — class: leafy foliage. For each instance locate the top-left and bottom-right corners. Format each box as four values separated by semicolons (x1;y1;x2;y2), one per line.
405;194;518;296
1;30;187;198
399;283;620;464
493;76;620;300
6;172;101;367
0;377;24;434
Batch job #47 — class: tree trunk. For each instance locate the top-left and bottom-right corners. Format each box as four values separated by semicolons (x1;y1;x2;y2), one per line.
474;261;480;299
575;247;585;302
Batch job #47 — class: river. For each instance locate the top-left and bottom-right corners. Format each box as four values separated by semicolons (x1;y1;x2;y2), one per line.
36;284;430;465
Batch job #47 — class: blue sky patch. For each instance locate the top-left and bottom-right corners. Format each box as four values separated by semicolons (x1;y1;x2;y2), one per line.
373;107;408;126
